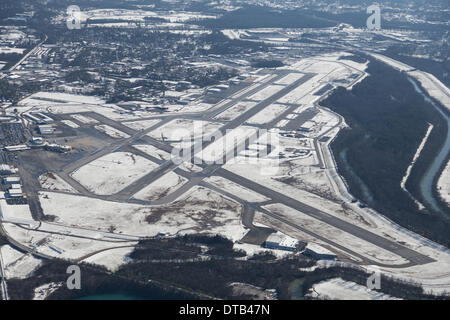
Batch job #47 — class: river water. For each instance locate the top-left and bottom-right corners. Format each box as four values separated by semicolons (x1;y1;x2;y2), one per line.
408;78;450;215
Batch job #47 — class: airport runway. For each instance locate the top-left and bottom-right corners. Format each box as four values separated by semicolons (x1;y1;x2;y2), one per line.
43;67;437;268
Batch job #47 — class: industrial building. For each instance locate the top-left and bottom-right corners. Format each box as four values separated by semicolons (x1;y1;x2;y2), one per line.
263;233;307;252
38;125;55;135
0;164;18;175
302;243;337;260
3;176;20;185
24;112;54;124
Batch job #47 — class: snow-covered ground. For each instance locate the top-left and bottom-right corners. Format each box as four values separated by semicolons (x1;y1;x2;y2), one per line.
400;124;433;210
82;247;135;271
95;124;130;139
277;74;323;104
38;186;247;242
133;171;187;201
221;29;250;40
148;119;222;142
0;245;43;279
133;144;171;161
214;101;257;121
247;103;287;125
408;71;450;112
2;221;138;263
204;175;269;203
123;119;161;131
33;282;63;300
274;73;304;86
39;172;78;193
247;85;285;102
71;152;157;195
199;126;257;163
437;160;450;207
60;120;79;128
71;114;99;124
0;199;34;222
306;277;401;300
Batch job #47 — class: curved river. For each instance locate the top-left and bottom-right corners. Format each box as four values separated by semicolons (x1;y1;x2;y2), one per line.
408;78;450;215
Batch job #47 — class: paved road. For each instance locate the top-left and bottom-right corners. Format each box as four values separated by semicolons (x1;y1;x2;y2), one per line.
216;168;435;267
0;246;8;300
7;35;48;73
20;65;437;269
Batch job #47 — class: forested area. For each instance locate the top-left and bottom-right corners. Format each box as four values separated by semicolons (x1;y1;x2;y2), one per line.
321;59;450;247
5;234;442;300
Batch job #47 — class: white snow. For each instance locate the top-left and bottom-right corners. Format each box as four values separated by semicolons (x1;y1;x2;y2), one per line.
33;282;63;300
274;73;304;86
247;103;287;125
247;85;285;102
306;277;401;300
400;123;433;210
95;124;130;139
214;101;257;121
71;152;157;195
60;120;79;128
123;119;161;131
204;175;269;203
39;172;78;193
0;245;43;279
437;160;450;207
71;114;98;124
38;186;246;241
133;171;187;201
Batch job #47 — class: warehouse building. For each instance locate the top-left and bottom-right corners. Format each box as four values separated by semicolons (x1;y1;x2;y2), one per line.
3;176;20;185
38;125;55;135
0;164;18;175
302;243;337;260
263;233;307;252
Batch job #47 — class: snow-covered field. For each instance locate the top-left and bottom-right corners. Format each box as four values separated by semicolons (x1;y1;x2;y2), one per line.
60;120;79;128
262;203;408;265
306;277;400;300
0;47;25;54
247;85;285;102
71;152;157;195
133;171;187;201
38;186;246;242
214;101;257;121
0;199;34;221
274;73;304;86
247;103;287;125
221;29;250;40
408;71;450;112
39;172;78;193
0;245;43;279
123;119;161;131
95;124;130;139
277;74;323;104
2;222;138;263
148;119;221;142
437;160;450;206
71;114;99;124
199;126;257;163
204;176;269;203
